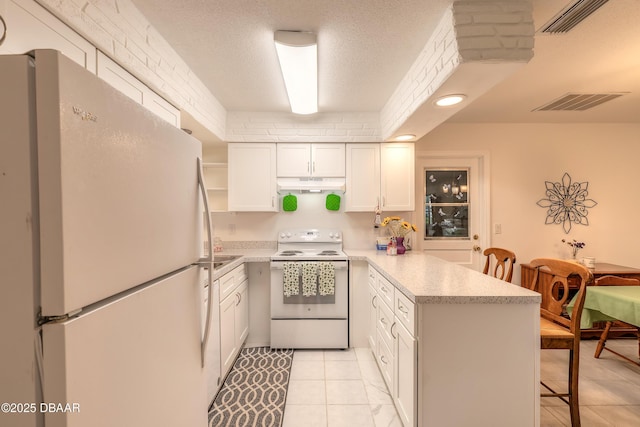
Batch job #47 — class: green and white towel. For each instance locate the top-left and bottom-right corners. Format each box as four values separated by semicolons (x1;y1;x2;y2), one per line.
318;262;335;296
283;262;300;297
301;262;317;297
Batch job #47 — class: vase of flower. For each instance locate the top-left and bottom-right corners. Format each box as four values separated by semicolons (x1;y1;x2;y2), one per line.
562;239;585;261
381;216;416;255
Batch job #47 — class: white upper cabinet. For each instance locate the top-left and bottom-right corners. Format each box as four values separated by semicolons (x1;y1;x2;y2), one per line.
0;0;96;72
345;143;414;212
345;144;381;211
228;143;278;212
277;143;345;177
380;142;415;211
96;51;181;127
0;1;180;127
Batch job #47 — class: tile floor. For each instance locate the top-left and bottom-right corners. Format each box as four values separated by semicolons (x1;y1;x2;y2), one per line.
282;339;640;427
283;347;401;427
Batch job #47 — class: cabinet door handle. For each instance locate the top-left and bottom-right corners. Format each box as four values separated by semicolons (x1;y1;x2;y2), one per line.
312;161;316;173
380;355;388;365
307;161;310;173
380;317;388;326
272;196;275;208
391;322;397;339
398;304;408;314
235;292;241;306
371;295;377;309
380;286;388;294
382;196;386;207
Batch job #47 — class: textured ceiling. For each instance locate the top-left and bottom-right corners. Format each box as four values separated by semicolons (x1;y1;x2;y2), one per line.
130;0;640;126
130;0;449;113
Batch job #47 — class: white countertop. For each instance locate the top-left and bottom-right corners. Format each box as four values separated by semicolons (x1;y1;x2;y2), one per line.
346;249;540;305
209;248;540;305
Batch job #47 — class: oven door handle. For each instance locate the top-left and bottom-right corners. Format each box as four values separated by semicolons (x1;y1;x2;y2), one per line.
270;262;348;270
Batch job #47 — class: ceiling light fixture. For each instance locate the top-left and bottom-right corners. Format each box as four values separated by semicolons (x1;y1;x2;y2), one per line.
274;30;318;115
394;134;415;141
434;94;466;107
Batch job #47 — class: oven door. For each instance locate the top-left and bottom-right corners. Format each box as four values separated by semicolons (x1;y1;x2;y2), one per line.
270;260;348;318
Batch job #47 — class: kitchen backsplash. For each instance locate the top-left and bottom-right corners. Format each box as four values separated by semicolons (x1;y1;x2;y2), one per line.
222;240;277;250
209;192;416;250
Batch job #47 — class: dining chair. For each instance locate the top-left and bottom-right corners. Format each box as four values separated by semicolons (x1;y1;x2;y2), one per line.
529;258;592;427
592;275;640;361
482;247;516;282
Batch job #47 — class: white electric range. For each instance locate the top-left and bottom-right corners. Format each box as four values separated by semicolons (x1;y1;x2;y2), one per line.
270;229;349;349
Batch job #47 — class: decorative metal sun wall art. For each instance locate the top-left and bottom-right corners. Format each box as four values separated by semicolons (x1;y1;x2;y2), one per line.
536;172;598;234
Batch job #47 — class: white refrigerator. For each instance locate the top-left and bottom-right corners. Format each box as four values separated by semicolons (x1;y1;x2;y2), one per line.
0;50;213;427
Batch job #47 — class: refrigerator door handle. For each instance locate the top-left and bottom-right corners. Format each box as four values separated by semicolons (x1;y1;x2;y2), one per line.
197;158;214;368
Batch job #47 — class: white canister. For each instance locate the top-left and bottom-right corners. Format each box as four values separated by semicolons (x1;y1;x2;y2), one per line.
582;257;596;269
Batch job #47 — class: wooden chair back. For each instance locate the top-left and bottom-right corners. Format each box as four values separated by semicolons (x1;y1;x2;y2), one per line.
529;258;593;335
482;247;516;283
594;275;640;287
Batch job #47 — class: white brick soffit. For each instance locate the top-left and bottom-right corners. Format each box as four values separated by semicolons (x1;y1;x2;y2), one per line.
35;0;533;144
380;0;534;141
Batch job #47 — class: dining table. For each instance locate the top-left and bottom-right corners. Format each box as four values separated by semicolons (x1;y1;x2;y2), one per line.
522;262;640;338
568;286;640;365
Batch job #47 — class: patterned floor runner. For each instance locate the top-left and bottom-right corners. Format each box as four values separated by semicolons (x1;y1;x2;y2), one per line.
208;347;293;427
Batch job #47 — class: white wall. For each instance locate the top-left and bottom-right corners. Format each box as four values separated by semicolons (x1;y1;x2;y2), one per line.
416;122;640;283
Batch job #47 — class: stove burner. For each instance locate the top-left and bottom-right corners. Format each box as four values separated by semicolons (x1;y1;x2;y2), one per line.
278;250;303;256
317;250;339;256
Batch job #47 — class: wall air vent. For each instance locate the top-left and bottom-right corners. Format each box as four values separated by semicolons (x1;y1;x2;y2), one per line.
540;0;609;34
533;93;626;111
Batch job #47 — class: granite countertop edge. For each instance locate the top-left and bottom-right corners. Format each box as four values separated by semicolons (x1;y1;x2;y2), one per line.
346;249;541;305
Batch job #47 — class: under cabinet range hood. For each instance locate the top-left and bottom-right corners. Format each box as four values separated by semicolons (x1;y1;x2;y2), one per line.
277;177;346;193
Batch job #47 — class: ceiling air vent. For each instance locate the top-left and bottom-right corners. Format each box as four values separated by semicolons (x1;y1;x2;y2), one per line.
533;93;625;111
540;0;609;34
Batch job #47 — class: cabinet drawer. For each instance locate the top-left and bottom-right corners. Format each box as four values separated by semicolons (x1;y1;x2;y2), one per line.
368;265;377;287
377;295;395;350
377;275;395;309
395;290;415;335
220;271;236;301
232;264;247;286
220;264;246;300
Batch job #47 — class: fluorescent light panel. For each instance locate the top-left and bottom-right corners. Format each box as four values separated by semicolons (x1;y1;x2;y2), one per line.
274;31;318;115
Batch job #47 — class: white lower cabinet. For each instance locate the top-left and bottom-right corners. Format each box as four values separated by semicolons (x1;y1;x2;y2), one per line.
219;291;237;376
219;264;249;379
367;282;377;351
394;320;416;426
369;264;416;427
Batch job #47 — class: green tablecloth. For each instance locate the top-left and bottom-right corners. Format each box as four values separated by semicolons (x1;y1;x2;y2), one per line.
567;286;640;329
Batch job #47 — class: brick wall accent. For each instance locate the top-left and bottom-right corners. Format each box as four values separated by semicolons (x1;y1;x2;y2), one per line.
33;0;533;144
35;0;227;140
380;0;533;140
225;112;381;143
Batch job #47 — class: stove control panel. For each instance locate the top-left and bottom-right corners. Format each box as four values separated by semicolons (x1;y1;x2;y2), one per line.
278;229;342;243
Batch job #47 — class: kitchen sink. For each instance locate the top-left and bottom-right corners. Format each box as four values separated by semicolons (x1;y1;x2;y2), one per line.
213;254;242;262
212;254;242;270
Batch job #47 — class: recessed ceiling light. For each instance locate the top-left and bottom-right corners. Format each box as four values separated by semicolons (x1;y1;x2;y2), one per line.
434;94;466;107
394;134;415;141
